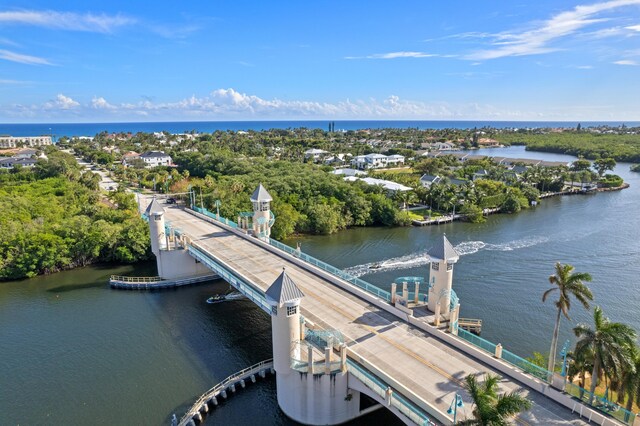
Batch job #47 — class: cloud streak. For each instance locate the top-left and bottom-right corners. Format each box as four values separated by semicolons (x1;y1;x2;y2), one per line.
0;49;51;65
0;10;136;33
614;59;639;65
346;51;439;59
466;0;640;60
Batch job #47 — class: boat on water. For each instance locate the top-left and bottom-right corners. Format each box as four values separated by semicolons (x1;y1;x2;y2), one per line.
206;291;244;304
369;263;383;270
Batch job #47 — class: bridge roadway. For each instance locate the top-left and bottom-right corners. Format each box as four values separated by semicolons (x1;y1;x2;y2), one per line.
164;206;588;425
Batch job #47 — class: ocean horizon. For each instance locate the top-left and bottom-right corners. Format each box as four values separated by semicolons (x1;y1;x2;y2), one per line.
1;119;638;139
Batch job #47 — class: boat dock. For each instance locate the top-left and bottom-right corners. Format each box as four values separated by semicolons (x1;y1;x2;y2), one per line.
109;274;218;290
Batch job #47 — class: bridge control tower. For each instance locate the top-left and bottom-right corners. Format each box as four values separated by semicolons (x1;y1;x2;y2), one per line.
427;235;460;321
250;183;274;240
146;197;167;255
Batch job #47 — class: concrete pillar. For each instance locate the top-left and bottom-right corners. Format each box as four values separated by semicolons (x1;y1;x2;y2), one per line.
434;302;441;326
391;283;397;304
385;388;393;406
325;347;332;374
414;282;420;304
300;319;306;342
308;345;314;375
340;344;347;372
495;343;503;359
402;282;408;301
240;379;246;388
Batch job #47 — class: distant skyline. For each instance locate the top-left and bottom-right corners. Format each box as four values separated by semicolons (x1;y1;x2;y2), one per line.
0;1;639;123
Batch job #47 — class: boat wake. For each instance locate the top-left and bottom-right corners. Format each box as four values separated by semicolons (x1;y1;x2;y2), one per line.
343;236;549;277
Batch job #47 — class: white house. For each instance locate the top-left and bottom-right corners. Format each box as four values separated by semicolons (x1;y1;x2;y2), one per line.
304;149;328;161
139;151;172;167
0;136;53;148
344;176;412;193
351;153;404;170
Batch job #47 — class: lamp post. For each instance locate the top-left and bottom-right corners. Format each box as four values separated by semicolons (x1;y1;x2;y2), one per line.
560;339;570;390
447;392;464;424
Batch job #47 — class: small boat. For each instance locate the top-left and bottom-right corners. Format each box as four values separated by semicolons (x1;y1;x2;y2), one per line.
207;294;226;304
207;291;244;304
369;263;383;270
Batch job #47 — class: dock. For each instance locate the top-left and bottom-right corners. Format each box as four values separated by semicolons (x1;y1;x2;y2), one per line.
109;274;218;290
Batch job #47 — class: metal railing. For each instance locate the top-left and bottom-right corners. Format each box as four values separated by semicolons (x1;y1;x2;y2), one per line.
346;359;436;426
109;275;164;283
267;238;392;301
565;382;637;425
192;206;238;228
457;328;497;355
178;359;273;426
187;244;271;314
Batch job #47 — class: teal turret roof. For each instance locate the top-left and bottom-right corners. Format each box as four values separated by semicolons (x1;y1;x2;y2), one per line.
145;197;165;216
266;269;304;306
250;183;273;202
428;235;460;263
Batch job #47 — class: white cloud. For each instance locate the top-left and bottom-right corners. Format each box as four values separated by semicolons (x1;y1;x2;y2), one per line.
346;51;438;60
0;10;135;33
467;0;640;60
91;96;116;109
613;59;639;65
0;49;51;65
43;94;80;110
576;65;594;69
627;24;640;31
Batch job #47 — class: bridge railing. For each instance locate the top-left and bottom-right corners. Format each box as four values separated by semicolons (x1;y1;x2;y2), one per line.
187;244;271;314
267;238;392;302
346;359;436;426
192;206;238;228
455;328;637;424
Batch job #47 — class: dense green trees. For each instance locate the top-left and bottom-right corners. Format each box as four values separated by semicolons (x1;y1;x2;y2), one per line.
0;155;150;280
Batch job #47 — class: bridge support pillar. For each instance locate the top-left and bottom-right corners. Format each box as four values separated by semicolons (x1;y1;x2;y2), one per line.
402;283;408;301
325;347;332;374
414;282;420;304
340;344;347;372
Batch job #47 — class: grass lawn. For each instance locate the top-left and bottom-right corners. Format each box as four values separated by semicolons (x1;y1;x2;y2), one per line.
406;208;443;220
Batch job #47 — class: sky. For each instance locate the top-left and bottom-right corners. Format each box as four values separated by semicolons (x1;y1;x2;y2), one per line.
0;0;639;122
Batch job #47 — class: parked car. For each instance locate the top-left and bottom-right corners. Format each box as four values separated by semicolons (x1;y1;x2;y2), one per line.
165;198;176;204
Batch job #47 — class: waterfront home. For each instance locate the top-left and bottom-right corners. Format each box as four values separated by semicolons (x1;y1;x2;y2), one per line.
121;151;141;167
140;151;172;167
472;169;490;181
477;138;500;147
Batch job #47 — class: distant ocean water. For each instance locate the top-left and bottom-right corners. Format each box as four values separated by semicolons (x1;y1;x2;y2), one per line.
0;120;638;139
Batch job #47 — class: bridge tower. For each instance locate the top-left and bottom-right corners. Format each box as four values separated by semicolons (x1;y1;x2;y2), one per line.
266;268;304;375
427;235;460;320
250;183;273;240
146;197;167;255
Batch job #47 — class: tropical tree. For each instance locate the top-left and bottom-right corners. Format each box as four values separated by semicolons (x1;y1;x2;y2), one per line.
619;348;640;420
543;262;593;378
459;373;532;425
566;346;594;401
573;306;637;404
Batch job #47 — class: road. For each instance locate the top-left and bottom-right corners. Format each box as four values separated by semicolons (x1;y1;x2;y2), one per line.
162;206;590;426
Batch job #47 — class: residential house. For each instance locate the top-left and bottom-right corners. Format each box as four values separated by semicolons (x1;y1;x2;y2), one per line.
0;136;52;148
0;157;37;168
304;149;329;162
140;151;172;167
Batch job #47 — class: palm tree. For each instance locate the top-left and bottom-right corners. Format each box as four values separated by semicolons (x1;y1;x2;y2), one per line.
543;262;593;378
567;346;594;401
459;373;532;425
619;348;640;421
573;306;637;404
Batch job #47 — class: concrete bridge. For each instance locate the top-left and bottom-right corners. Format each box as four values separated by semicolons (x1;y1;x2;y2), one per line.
140;187;630;426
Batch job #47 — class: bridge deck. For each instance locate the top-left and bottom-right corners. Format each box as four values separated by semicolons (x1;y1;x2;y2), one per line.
163;206;588;426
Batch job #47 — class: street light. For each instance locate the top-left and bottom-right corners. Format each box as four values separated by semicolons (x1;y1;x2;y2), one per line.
447;392;464;424
560;339;571;389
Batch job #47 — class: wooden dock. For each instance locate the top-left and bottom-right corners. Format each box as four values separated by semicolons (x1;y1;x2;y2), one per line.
458;318;482;335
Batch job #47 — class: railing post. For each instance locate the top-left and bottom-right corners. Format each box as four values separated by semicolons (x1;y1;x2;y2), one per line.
308;345;315;375
391;283;397;304
340;344;347;373
325;347;332;374
495;343;503;359
402;282;408;301
385;387;393;406
414;281;420;304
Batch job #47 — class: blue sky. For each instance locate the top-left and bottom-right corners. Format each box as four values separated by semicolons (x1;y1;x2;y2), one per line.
0;0;639;122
